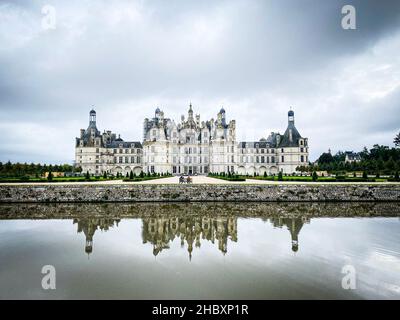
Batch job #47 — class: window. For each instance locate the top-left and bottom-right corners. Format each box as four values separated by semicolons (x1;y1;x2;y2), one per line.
301;155;304;162
281;148;284;153
281;156;284;162
300;147;304;153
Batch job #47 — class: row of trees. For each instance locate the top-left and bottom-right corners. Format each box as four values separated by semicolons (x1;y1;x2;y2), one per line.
0;161;79;178
298;144;400;175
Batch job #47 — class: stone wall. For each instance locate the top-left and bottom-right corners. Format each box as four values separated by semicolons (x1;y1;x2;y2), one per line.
0;184;400;203
1;202;399;219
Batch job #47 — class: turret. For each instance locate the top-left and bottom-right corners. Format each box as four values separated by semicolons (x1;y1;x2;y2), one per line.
188;103;193;121
288;109;294;125
89;109;96;125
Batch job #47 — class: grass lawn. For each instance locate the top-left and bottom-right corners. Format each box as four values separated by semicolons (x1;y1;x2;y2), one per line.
0;176;116;183
123;175;173;182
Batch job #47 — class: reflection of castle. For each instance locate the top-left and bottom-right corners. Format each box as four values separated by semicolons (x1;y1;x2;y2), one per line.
73;218;120;255
142;216;238;259
268;216;310;252
72;215;308;256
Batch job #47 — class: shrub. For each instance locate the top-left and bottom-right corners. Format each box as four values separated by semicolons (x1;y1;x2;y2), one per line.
278;171;283;181
312;171;318;182
362;171;368;179
85;171;90;180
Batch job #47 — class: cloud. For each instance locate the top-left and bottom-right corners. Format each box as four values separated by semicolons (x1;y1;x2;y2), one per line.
0;0;400;162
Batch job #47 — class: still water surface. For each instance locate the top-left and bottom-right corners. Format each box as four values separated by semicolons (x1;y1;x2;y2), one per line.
0;202;399;299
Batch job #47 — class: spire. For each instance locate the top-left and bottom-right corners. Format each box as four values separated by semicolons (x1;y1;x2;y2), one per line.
288;108;294;125
89;108;96;124
188;102;193;121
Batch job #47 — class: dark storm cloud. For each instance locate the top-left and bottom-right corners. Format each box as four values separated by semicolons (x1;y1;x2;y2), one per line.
0;0;399;162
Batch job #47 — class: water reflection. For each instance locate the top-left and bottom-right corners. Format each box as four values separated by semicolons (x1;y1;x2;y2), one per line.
0;202;399;299
72;215;308;257
1;202;399;259
73;218;121;255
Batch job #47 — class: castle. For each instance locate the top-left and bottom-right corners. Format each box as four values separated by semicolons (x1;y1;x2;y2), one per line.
75;105;309;176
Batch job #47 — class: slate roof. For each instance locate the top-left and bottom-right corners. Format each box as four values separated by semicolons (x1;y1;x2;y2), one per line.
277;123;303;148
107;141;142;148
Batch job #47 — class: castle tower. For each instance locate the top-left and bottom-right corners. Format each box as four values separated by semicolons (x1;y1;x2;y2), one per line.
288;109;294;125
89;109;96;125
188;103;194;122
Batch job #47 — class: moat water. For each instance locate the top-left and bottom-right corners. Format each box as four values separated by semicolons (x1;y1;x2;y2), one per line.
0;202;399;299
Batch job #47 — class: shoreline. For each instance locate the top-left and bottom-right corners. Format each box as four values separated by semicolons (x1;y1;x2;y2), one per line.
1;183;400;203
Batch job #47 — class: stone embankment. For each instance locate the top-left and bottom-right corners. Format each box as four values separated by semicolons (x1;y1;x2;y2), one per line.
0;184;399;202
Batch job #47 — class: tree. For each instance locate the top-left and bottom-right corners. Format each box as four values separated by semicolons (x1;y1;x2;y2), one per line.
103;171;107;179
362;171;368;179
278;171;283;181
47;169;53;182
130;170;134;179
312;171;318;182
317;152;334;164
395;171;399;181
85;171;90;180
394;132;400;147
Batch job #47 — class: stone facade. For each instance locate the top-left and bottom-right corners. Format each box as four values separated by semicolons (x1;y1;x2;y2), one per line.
143;105;236;175
75;106;308;176
75;109;142;176
1;184;399;203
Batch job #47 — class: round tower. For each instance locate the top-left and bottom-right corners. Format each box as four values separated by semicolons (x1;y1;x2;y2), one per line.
288;109;294;125
89;109;96;124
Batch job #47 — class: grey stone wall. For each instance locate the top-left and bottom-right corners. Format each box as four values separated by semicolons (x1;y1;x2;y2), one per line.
0;184;400;203
1;202;399;219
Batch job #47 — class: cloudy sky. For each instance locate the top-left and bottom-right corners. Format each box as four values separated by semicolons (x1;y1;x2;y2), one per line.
0;0;399;163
